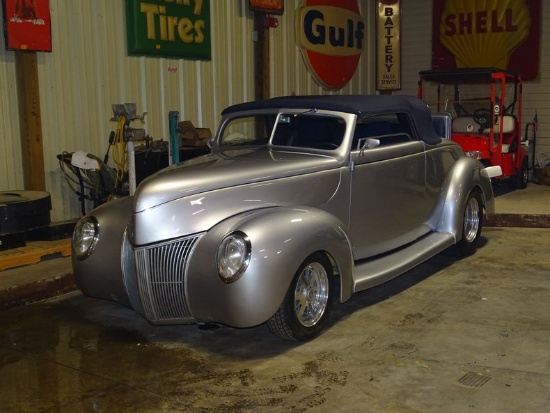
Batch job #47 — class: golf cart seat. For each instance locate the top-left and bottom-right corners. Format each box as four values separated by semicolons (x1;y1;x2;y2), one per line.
451;115;516;135
482;115;515;134
452;117;478;134
483;116;517;154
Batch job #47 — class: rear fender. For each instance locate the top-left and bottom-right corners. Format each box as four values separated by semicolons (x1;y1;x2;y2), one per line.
428;156;494;239
186;207;353;328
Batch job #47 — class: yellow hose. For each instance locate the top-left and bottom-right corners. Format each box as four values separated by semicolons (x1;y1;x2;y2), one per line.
112;116;127;190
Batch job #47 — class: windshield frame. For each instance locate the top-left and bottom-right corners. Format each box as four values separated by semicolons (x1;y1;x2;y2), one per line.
216;109;352;153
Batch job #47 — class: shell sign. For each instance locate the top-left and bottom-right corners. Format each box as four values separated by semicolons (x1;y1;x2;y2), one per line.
295;0;365;90
432;0;541;80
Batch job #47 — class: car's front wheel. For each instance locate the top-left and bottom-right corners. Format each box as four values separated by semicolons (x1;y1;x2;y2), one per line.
454;190;483;257
267;252;334;341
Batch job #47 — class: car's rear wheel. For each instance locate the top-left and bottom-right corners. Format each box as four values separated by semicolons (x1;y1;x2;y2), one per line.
267;252;333;341
454;190;483;257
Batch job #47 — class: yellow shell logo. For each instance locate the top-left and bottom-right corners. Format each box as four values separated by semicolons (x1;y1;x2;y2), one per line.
439;0;530;69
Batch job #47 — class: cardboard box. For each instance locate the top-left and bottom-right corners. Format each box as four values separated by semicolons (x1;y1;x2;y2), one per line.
178;121;212;147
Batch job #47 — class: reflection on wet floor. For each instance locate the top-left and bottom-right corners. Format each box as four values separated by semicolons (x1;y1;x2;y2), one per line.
2;228;550;412
0;293;347;412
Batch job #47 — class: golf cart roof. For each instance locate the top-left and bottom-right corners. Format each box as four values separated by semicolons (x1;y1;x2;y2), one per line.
419;68;521;84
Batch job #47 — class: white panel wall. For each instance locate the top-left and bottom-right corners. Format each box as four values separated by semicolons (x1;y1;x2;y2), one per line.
395;0;433;95
2;1;259;221
523;3;550;161
0;37;23;190
2;0;548;223
0;0;375;222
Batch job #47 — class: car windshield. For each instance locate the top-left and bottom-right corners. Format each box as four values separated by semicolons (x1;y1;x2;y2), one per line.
220;114;276;147
219;112;346;150
271;113;346;149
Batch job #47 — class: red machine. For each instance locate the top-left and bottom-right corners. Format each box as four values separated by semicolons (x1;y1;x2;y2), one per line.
418;68;536;189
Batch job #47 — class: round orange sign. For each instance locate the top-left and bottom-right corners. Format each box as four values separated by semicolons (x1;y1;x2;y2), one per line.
296;0;365;89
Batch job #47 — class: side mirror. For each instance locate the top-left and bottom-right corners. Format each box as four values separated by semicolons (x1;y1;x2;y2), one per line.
359;138;380;155
365;138;380;149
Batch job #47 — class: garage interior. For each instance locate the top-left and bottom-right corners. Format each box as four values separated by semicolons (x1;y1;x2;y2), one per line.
1;186;550;412
2;1;550;412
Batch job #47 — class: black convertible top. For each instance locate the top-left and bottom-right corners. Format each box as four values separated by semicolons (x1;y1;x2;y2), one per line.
222;95;442;145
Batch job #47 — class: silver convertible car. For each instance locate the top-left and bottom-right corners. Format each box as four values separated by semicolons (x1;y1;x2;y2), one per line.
72;95;497;341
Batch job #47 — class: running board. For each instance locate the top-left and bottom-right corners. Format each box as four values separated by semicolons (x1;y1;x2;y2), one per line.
352;232;455;293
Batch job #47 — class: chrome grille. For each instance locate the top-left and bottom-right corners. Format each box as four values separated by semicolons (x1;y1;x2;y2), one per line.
133;234;202;323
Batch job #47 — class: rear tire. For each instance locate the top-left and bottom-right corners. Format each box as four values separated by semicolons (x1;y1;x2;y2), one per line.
453;190;483;257
267;252;334;341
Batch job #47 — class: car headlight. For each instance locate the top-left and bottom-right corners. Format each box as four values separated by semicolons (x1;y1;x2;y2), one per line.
217;232;251;283
72;216;99;260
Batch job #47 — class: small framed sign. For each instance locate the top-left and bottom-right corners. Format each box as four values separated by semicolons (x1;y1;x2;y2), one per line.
2;0;52;51
249;0;284;15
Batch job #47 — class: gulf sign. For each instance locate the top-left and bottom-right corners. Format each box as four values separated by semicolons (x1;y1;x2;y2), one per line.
296;0;365;90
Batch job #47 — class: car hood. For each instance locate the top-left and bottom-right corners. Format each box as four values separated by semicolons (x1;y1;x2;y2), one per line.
133;148;340;212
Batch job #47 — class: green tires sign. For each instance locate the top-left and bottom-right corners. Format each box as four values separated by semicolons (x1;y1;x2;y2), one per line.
126;0;211;60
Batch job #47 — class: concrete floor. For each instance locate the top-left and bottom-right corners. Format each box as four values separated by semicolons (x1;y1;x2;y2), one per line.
1;184;550;412
492;181;550;214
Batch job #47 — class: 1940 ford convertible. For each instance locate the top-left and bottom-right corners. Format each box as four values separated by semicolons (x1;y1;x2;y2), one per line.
72;95;497;341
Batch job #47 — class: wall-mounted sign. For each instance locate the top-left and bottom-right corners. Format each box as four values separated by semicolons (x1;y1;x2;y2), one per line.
249;0;284;15
432;0;541;80
126;0;211;60
376;0;400;90
295;0;365;90
2;0;52;51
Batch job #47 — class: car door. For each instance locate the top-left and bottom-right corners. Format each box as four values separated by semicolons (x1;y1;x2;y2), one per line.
348;114;429;260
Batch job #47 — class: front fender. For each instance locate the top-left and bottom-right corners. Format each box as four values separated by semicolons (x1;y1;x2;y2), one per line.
430;156;495;238
72;196;133;306
186;207;353;328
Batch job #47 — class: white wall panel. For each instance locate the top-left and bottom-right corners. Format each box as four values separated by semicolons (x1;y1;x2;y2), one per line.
396;0;434;95
36;0;259;221
0;42;23;190
522;1;550;157
3;0;549;223
1;0;375;221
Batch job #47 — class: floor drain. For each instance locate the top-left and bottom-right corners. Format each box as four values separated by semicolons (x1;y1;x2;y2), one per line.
458;372;491;388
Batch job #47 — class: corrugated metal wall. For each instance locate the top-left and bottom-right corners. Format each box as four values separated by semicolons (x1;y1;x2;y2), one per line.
1;0;549;223
0;0;373;222
0;43;22;190
523;6;550;166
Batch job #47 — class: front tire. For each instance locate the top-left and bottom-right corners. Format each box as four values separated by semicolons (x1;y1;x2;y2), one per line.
267;252;334;341
453;190;483;257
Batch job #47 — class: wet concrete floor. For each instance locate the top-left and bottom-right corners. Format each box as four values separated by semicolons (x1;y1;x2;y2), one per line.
1;227;550;412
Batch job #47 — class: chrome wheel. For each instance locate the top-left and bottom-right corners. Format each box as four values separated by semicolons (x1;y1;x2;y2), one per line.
463;196;480;243
267;252;334;341
294;261;330;327
451;190;483;257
